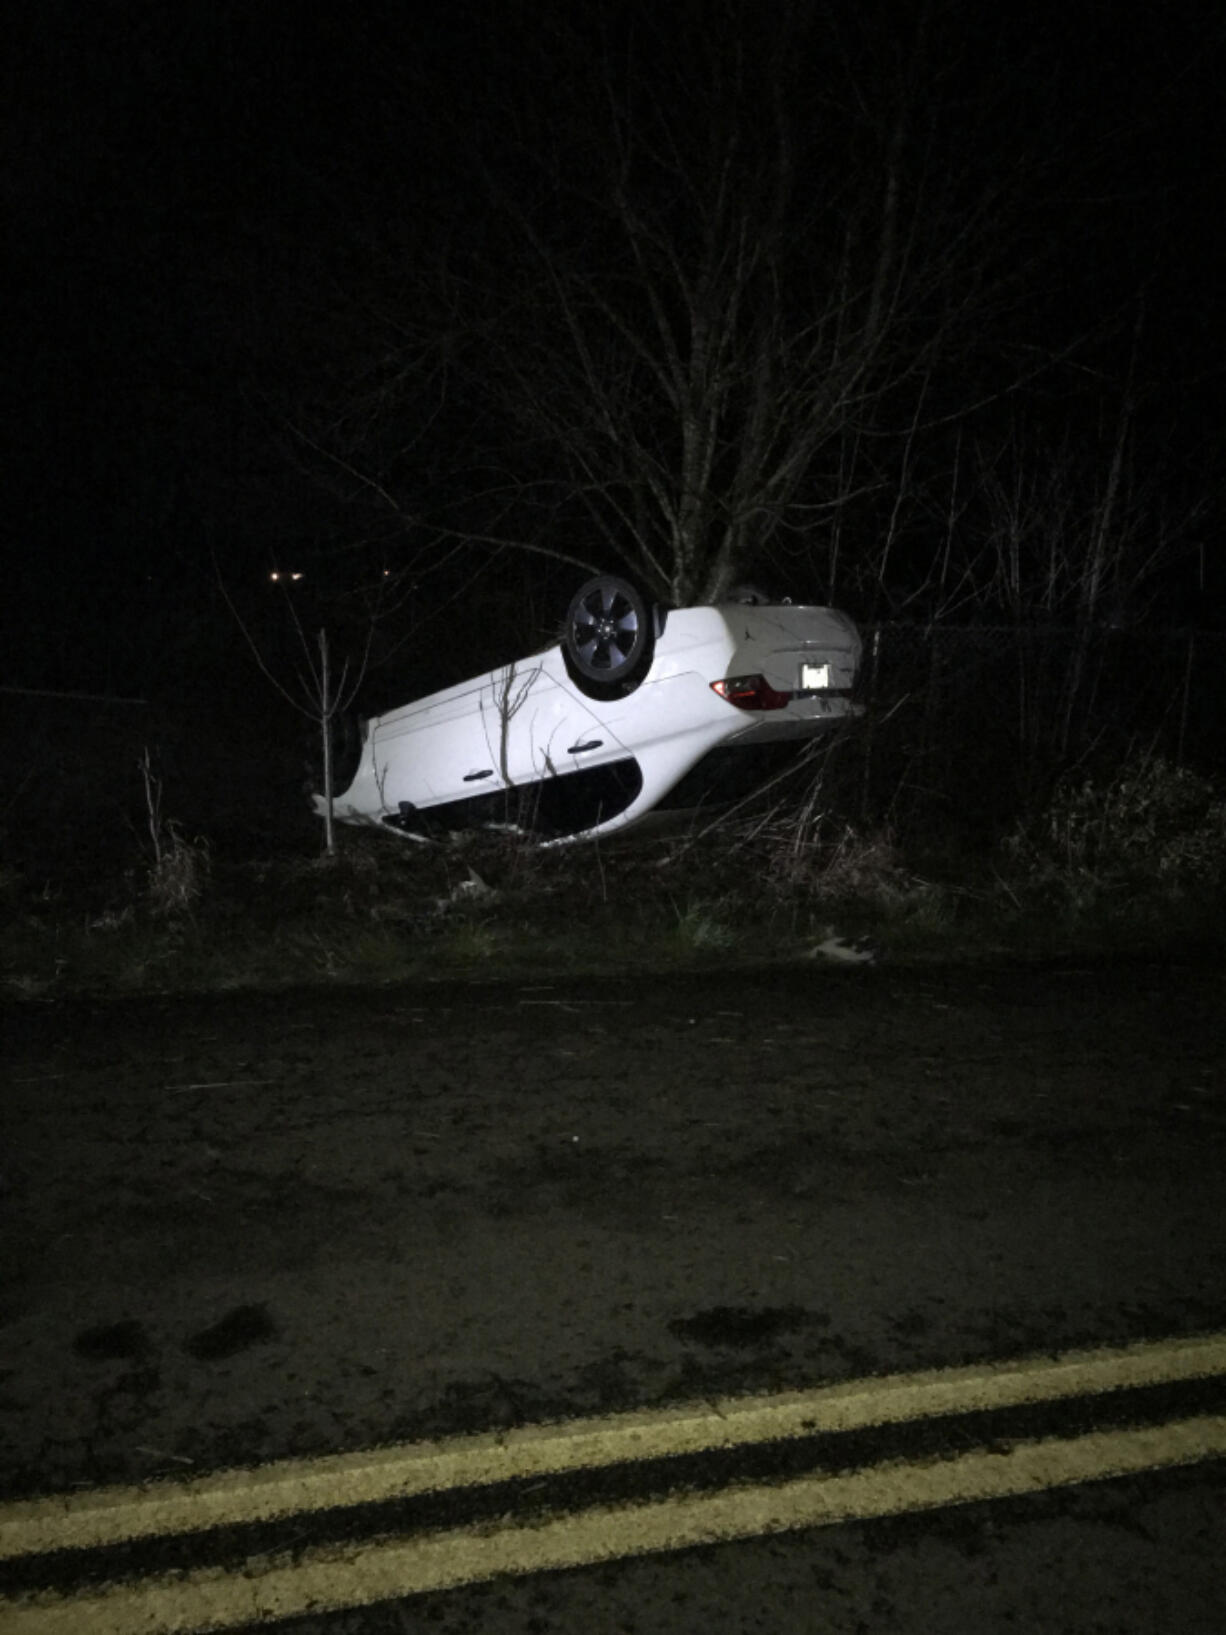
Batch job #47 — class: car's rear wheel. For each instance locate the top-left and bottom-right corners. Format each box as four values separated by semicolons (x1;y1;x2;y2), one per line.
563;574;653;696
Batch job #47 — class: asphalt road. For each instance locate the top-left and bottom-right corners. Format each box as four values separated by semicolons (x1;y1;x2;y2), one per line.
2;957;1225;1631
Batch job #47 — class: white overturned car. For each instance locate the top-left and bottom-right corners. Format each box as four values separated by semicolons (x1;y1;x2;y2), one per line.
315;576;862;843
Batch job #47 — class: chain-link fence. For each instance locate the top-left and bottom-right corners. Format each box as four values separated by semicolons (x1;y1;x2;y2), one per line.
843;624;1226;841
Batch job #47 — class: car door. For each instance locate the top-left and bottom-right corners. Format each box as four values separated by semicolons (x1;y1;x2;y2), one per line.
370;680;504;811
478;659;643;836
479;661;618;787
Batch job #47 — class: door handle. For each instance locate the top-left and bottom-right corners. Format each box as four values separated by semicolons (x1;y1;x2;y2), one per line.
567;739;603;754
462;769;494;782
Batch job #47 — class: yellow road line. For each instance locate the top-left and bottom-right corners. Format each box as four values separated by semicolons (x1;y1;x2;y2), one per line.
3;1329;1225;1562
7;1413;1226;1635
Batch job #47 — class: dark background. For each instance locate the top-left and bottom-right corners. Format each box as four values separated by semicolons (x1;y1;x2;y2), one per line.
3;1;1224;711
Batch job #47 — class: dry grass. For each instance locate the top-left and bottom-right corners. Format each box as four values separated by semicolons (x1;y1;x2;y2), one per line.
3;761;1225;1000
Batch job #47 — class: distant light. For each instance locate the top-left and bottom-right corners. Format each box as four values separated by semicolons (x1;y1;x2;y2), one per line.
269;571;305;582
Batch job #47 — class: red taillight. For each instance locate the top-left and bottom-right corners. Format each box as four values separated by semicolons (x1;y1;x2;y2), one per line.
710;674;792;711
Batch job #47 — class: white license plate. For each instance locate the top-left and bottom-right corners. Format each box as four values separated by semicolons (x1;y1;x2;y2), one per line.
800;661;830;690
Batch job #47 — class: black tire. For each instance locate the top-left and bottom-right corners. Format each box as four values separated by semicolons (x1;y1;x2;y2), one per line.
562;574;654;695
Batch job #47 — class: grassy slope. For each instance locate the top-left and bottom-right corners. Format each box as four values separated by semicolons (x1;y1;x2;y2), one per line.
4;768;1225;1001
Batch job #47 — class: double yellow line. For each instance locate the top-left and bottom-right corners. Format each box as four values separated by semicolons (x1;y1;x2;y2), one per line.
4;1331;1226;1634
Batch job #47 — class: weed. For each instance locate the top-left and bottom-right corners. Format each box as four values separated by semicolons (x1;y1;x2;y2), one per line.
671;901;737;953
811;824;911;902
139;748;211;916
146;826;212;916
89;905;135;932
1003;757;1226;903
439;921;503;964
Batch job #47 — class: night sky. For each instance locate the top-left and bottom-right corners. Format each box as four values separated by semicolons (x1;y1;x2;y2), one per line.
5;1;1225;702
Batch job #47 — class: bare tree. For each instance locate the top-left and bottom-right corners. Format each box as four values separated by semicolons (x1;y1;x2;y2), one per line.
290;1;1046;610
947;395;1207;764
217;572;376;854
